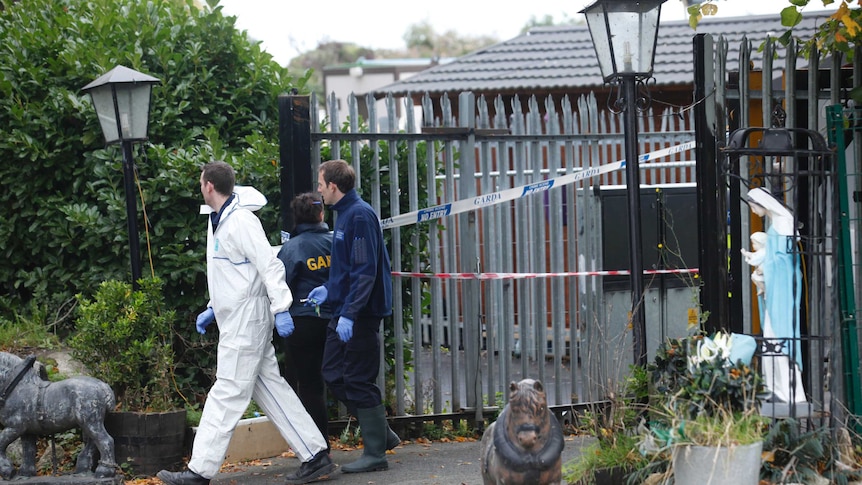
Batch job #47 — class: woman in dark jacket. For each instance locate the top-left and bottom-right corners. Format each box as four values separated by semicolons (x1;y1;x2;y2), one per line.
276;192;333;450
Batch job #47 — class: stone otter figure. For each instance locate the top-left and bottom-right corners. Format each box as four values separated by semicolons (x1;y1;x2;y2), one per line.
480;379;565;485
0;352;116;479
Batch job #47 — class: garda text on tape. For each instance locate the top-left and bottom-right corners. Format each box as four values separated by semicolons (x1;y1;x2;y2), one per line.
380;141;695;230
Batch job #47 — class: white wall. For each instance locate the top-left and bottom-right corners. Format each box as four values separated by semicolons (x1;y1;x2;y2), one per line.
325;70;422;131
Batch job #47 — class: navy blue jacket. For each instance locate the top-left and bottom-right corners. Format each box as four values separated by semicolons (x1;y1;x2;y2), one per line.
277;222;333;319
327;190;392;320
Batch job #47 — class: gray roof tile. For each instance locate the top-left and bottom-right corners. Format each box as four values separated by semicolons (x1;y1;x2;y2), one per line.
371;12;832;97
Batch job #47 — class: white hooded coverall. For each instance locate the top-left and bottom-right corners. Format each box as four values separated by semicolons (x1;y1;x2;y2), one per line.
189;187;327;478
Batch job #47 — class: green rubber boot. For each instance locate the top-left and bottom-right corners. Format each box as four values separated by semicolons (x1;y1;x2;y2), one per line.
386;424;401;450
342;404;389;473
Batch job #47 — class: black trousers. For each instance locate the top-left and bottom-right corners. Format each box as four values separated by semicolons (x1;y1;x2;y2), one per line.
277;315;329;444
321;316;383;411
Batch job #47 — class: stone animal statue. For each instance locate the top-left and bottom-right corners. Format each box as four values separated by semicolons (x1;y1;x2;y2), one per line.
0;351;116;479
480;378;564;485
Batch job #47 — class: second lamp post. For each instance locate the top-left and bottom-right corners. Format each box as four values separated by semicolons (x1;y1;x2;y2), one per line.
582;0;666;367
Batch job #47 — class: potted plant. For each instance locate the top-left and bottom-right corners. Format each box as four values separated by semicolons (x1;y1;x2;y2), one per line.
69;277;186;477
563;365;652;485
647;331;767;485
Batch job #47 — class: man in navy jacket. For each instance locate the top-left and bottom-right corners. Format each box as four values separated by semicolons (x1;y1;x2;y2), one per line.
306;159;399;474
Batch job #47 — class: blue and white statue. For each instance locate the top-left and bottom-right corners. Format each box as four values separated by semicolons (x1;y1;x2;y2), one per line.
744;187;807;404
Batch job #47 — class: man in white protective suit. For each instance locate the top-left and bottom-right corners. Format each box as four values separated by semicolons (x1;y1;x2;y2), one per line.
157;161;334;485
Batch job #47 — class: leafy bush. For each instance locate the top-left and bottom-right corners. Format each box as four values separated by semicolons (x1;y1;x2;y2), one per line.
0;296;62;351
761;419;862;484
0;0;305;320
0;0;308;400
650;332;764;419
70;277;176;412
563;365;651;484
564;433;646;485
648;331;767;448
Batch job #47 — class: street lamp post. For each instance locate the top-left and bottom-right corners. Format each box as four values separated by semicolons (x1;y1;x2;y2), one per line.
82;66;160;289
581;0;665;367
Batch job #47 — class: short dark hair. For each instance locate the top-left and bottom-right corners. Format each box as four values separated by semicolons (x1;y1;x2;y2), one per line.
319;159;355;194
202;161;235;196
291;192;324;225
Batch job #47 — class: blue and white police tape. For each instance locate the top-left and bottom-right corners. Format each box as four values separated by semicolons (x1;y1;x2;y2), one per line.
380;141;696;230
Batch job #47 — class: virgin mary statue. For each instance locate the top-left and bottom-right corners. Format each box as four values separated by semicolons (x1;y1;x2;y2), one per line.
745;187;807;404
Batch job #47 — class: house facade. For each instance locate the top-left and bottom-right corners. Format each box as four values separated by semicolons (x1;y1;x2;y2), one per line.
322;57;452;129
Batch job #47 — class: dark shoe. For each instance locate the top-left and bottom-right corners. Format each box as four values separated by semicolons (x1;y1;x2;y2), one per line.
284;450;336;484
156;469;210;485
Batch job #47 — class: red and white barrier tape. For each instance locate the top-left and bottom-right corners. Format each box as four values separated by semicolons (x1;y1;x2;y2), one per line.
391;268;699;280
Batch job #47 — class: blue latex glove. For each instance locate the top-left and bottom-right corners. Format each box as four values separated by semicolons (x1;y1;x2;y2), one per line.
336;316;354;342
275;311;295;337
306;285;328;307
196;307;215;335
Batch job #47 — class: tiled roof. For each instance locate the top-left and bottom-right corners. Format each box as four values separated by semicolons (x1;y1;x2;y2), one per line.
371;12;832;97
324;57;456;71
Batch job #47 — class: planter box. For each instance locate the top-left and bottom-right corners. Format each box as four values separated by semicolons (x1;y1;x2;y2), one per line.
190;416;290;463
105;409;187;477
673;441;762;485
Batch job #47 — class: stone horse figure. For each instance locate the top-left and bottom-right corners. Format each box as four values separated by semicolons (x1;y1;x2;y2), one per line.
480;379;565;485
0;351;117;479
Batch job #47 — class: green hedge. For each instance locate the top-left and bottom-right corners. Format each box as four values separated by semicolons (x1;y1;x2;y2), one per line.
0;0;308;398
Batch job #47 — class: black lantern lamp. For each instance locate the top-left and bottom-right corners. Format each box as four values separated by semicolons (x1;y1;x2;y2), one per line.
82;65;159;143
82;66;160;287
581;0;665;367
582;0;664;82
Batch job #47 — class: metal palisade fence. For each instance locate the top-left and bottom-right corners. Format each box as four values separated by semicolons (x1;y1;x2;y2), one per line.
294;35;860;432
306;89;696;425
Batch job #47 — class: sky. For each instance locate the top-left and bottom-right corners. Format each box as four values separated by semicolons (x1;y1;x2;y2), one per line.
218;0;806;66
